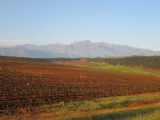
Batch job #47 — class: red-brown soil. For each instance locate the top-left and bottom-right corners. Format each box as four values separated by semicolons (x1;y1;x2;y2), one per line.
1;57;160;113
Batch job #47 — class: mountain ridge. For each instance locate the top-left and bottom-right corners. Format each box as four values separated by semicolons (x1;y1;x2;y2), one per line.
0;40;159;58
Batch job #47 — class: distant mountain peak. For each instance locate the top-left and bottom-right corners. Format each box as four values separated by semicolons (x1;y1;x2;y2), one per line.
73;40;92;44
0;40;159;58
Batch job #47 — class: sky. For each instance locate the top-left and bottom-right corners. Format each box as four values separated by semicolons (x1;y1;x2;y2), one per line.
0;0;160;50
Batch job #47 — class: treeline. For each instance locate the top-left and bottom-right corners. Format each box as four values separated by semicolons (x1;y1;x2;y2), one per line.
92;56;160;69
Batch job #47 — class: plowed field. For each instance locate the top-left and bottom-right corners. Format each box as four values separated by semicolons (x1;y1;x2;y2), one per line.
1;57;160;113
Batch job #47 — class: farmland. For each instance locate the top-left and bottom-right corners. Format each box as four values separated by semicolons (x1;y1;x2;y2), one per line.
0;56;160;119
92;56;160;69
2;93;160;120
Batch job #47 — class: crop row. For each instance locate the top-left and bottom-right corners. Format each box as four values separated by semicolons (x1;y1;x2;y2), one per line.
1;68;160;113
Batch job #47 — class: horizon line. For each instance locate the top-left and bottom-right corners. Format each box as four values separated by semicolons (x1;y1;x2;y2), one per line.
0;40;159;51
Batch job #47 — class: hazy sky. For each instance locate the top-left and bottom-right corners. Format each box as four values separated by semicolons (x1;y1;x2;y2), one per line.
0;0;160;50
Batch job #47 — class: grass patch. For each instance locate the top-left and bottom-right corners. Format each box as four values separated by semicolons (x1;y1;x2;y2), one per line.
83;62;160;77
72;106;160;120
130;109;160;120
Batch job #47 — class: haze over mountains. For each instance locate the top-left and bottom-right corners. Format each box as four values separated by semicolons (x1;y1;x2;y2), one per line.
0;40;159;58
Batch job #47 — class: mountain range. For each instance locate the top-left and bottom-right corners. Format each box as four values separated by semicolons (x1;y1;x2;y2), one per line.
0;40;159;58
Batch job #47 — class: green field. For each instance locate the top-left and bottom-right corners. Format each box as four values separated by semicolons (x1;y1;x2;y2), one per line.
69;62;160;77
92;56;160;69
90;63;160;76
